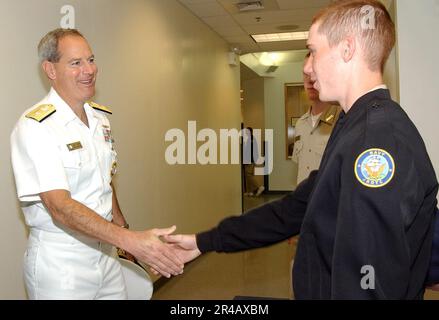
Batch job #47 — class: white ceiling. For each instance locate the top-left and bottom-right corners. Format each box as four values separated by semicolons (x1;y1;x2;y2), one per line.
177;0;332;54
177;0;394;54
177;0;394;78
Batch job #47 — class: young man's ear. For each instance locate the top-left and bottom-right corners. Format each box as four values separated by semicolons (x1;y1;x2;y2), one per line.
42;61;56;80
341;36;356;63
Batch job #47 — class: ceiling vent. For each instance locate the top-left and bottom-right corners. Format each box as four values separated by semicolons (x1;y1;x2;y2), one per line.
237;1;264;12
265;65;279;73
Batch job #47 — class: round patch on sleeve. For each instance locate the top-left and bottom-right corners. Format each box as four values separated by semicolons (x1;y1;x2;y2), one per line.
354;148;395;188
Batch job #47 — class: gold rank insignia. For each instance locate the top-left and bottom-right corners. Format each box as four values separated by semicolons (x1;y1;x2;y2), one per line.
325;114;335;123
66;141;83;151
88;101;112;114
25;104;56;122
321;106;340;125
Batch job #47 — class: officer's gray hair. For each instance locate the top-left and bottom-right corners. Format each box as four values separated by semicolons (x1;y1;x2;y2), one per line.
38;28;84;63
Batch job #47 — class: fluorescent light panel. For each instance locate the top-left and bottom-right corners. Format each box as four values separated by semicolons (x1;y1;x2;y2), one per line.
251;31;309;43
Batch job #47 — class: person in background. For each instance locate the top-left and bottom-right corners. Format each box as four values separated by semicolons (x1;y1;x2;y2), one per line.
10;28;183;299
243;127;265;197
291;52;341;185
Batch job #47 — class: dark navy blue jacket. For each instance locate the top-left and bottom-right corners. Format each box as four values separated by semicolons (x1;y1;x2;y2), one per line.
197;89;438;299
426;209;439;285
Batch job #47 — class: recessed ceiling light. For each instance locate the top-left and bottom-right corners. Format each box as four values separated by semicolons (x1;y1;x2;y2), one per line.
251;31;309;43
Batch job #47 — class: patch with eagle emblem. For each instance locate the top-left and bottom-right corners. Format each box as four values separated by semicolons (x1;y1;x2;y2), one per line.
354;148;395;188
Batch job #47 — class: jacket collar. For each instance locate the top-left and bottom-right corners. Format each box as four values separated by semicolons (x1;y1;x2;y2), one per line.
341;88;391;122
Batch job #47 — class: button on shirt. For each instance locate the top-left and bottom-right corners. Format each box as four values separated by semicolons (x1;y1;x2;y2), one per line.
11;88;117;233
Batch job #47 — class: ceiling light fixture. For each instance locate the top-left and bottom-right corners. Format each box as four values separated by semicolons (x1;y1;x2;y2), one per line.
237;1;264;12
251;31;309;43
259;52;281;66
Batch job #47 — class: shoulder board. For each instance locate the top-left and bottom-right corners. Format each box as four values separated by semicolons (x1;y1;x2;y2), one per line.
88;101;112;114
25;104;56;122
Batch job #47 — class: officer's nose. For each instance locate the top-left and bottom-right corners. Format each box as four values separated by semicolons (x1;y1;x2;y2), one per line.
83;61;96;76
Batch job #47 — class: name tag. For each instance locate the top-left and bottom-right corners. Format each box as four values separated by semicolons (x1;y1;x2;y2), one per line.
67;141;83;151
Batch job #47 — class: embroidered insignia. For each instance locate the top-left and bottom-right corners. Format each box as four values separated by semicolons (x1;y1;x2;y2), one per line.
25;104;56;122
354;148;395;188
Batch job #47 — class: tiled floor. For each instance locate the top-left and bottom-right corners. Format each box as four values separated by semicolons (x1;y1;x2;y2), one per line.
152;193;295;300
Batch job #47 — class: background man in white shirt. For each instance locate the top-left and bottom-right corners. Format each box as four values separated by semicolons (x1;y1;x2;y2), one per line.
10;28;183;299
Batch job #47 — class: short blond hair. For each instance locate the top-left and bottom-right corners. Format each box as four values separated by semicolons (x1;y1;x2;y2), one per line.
312;0;395;72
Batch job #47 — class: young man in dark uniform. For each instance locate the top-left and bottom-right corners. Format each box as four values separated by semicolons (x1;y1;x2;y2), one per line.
164;0;438;299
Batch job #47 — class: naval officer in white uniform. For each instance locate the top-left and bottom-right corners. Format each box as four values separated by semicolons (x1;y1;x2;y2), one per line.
10;28;183;299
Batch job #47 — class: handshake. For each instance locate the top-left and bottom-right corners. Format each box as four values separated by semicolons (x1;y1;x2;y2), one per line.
121;225;200;279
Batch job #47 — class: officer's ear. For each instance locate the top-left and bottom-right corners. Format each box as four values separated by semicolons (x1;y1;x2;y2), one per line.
42;61;56;80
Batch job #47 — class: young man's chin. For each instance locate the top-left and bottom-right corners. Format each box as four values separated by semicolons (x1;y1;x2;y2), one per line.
318;93;333;103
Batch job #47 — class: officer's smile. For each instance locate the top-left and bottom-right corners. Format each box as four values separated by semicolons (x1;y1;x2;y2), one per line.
78;78;95;86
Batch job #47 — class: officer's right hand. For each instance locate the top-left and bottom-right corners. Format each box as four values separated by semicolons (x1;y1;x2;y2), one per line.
126;225;184;278
150;233;201;276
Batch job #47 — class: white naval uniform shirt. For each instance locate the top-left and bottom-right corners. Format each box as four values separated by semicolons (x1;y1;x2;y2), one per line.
11;88;117;233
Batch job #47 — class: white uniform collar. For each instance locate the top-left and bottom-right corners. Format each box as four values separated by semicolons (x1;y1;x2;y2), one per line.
47;87;99;128
45;88;76;125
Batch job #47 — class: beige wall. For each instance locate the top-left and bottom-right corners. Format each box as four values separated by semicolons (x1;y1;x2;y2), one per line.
264;62;304;191
396;0;439;183
242;78;265;134
1;0;241;299
383;0;399;102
